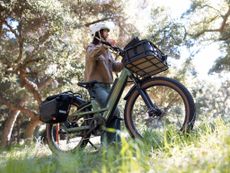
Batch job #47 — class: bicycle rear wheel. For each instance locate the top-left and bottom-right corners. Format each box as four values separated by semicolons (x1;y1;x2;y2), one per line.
124;77;196;139
46;102;92;154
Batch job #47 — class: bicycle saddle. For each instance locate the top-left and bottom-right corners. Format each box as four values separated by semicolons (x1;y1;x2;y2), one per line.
77;80;98;89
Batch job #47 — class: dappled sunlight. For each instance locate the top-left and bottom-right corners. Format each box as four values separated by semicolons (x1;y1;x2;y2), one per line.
0;119;229;173
1;0;230;172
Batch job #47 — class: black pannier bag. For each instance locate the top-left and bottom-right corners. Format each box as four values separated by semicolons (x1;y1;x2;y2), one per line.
122;37;168;78
39;91;73;123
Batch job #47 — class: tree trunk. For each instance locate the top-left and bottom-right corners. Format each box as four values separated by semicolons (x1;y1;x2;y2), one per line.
25;116;41;140
0;97;27;147
1;110;20;147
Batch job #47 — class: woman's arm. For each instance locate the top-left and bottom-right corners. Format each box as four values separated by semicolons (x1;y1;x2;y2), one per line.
87;44;107;60
111;55;124;72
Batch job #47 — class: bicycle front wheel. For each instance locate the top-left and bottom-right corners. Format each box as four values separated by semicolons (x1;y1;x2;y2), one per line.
124;77;196;139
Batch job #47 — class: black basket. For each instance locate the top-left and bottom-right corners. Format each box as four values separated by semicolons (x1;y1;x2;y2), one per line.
39;91;73;123
122;38;168;78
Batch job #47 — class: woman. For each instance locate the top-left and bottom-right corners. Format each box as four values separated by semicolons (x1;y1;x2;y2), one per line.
84;23;123;145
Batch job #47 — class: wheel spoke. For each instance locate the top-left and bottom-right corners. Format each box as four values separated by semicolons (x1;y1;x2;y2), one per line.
88;140;98;150
46;102;99;154
125;77;195;140
56;123;60;145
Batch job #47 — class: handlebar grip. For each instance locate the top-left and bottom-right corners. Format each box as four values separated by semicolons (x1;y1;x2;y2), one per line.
100;40;112;46
100;40;123;55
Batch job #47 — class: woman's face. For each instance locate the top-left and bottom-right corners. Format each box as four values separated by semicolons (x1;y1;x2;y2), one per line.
101;29;109;40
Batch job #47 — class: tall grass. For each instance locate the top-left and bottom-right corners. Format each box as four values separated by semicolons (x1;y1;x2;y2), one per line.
0;118;229;173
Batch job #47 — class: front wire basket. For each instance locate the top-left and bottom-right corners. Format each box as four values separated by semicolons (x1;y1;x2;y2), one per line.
122;40;168;78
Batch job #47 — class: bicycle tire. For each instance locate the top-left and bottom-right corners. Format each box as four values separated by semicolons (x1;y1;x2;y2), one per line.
46;102;91;154
124;76;196;138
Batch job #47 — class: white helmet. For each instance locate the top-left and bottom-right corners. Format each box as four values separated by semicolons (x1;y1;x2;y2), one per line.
89;22;112;37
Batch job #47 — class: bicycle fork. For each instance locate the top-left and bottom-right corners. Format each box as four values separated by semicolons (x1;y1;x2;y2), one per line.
134;79;162;117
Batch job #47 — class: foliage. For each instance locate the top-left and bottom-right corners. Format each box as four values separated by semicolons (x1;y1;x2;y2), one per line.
191;78;230;121
182;0;230;73
147;7;188;59
0;0;229;151
0;0;134;145
146;1;230;124
0;118;229;173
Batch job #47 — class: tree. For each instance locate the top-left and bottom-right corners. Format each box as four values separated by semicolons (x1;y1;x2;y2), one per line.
0;0;135;147
0;0;73;146
146;1;230;122
147;4;196;83
182;0;230;73
191;78;230;121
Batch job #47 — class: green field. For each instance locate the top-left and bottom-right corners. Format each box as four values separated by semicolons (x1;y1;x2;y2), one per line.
0;118;229;173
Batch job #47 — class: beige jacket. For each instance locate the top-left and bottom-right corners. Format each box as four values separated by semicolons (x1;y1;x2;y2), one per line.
84;43;123;83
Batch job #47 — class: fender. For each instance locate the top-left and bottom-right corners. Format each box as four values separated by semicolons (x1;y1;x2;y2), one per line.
72;95;87;106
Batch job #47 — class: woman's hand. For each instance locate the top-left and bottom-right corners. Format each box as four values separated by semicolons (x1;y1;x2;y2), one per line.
107;39;116;46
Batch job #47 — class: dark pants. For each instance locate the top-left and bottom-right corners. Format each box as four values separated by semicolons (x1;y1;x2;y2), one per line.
88;83;121;145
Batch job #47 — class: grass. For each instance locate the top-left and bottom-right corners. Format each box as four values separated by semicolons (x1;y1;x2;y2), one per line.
0;118;230;173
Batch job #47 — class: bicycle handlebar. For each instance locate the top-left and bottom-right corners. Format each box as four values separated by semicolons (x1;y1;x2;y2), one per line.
100;40;124;56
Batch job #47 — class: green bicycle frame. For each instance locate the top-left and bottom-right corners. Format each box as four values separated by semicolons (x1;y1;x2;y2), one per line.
69;68;132;121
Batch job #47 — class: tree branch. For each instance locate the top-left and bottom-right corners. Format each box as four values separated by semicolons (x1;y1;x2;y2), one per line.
20;30;52;68
192;7;230;37
74;17;115;28
22;57;44;67
203;4;223;15
12;30;53;104
0;94;38;118
37;77;54;90
18;68;42;104
84;17;114;27
219;6;230;32
16;21;24;64
4;19;19;38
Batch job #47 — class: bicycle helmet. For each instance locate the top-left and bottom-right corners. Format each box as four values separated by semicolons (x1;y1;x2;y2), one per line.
89;22;111;38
